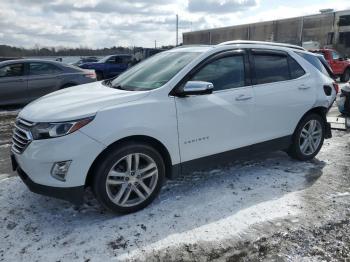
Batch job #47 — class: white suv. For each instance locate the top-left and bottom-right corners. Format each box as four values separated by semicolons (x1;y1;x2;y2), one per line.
11;41;336;213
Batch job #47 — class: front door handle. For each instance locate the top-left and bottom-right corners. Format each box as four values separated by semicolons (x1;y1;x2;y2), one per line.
298;85;311;90
235;94;252;101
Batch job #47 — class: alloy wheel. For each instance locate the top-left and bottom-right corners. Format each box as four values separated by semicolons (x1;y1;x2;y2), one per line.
299;119;322;156
105;153;158;207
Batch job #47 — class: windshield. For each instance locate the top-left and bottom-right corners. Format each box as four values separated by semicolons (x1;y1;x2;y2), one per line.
98;56;110;63
111;51;201;91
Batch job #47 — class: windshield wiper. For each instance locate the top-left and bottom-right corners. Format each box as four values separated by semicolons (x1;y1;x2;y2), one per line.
102;80;127;90
102;79;112;87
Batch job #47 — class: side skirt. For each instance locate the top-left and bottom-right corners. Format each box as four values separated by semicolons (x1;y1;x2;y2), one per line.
170;135;292;178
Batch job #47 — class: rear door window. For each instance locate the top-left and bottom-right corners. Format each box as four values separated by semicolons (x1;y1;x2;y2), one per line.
0;63;24;77
29;62;62;75
253;52;290;84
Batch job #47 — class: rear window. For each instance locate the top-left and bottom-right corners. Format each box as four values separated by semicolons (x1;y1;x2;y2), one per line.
29;62;62;75
297;52;329;77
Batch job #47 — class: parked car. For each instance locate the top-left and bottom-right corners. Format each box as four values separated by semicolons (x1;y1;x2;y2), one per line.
0;59;96;106
79;54;132;80
11;41;335;214
310;49;350;82
338;84;350;116
71;57;99;67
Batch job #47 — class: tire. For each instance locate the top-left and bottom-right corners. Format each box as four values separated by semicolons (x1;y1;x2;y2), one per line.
96;71;104;81
341;68;350;83
287;113;325;161
92;143;165;214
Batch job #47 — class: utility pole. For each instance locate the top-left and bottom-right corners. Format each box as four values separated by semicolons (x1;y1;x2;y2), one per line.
176;14;179;46
155;40;157;49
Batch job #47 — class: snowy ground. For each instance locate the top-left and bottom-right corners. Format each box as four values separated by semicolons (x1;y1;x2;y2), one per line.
0;106;350;261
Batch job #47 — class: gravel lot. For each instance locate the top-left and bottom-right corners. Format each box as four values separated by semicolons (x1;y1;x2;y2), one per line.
0;103;349;261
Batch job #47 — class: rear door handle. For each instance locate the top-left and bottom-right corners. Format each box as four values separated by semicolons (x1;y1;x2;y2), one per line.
298;85;311;90
235;94;253;101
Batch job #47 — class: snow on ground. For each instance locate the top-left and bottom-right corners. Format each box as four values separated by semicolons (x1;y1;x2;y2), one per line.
0;130;349;261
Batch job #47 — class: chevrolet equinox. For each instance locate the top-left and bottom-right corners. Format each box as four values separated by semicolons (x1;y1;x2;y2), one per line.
11;41;336;213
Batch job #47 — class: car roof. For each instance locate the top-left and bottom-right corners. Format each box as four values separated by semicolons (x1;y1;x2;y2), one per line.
107;54;132;57
218;40;306;51
175;41;307;54
0;58;64;66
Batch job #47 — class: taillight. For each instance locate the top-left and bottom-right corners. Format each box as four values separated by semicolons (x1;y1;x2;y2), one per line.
84;71;96;79
333;82;339;94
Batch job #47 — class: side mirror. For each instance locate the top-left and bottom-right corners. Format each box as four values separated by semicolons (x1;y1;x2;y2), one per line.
177;81;214;97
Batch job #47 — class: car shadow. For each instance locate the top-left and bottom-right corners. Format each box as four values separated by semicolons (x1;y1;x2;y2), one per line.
0;150;326;259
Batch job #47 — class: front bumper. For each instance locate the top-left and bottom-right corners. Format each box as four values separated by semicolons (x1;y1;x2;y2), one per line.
16;166;84;205
11;130;105;204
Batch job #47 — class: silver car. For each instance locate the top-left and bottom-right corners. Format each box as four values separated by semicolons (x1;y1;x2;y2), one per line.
0;59;97;106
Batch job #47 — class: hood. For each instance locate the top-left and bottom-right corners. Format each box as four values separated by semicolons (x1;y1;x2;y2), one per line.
19;82;149;122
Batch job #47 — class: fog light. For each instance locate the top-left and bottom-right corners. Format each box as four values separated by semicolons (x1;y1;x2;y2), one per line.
51;161;72;181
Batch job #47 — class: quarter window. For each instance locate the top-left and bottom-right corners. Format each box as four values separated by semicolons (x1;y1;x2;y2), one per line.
297;52;329;77
29;63;62;75
0;63;24;77
191;55;245;91
253;54;290;84
289;58;306;79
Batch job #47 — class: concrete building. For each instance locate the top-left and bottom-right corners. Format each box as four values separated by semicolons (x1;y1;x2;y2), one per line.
183;9;350;55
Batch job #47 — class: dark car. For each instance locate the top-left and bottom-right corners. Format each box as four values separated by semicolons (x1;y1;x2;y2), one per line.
0;59;97;106
72;57;99;67
79;54;132;80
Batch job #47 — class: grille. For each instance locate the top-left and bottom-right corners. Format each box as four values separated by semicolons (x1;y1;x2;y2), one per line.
11;118;34;154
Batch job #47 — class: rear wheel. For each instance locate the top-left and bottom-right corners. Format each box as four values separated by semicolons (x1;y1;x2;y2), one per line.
92;143;165;214
341;68;350;82
96;71;104;81
287;113;325;161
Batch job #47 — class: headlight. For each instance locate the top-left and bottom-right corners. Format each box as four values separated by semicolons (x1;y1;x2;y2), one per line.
31;116;94;140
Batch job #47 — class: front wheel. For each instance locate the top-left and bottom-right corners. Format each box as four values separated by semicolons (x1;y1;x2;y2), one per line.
92;143;165;214
287;114;325;161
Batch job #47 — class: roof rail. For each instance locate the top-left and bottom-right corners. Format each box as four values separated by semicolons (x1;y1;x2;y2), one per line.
218;40;306;51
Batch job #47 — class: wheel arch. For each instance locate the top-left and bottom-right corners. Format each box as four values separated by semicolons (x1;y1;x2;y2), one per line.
293;106;328;137
85;135;173;187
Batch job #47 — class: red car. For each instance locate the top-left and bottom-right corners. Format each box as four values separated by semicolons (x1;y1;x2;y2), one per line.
311;49;350;82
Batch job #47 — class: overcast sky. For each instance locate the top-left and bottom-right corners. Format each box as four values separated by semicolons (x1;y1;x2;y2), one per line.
0;0;350;48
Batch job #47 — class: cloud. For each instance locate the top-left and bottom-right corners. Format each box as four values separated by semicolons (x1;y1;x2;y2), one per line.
188;0;258;13
0;0;349;49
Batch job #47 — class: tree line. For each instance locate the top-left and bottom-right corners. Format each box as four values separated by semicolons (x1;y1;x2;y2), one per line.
0;44;175;57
